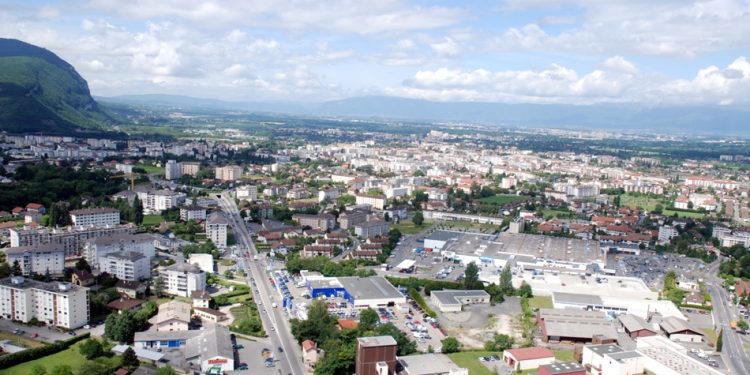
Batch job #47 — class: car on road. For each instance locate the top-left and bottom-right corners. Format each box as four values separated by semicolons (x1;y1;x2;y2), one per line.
278;346;283;352
270;326;275;331
232;344;244;349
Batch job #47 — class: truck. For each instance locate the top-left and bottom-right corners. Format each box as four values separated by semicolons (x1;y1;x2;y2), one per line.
731;320;738;330
272;302;278;308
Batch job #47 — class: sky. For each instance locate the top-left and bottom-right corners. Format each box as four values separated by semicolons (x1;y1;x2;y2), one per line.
2;0;750;106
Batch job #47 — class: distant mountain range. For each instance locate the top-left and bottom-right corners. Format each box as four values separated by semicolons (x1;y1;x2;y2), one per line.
103;94;750;137
0;38;114;135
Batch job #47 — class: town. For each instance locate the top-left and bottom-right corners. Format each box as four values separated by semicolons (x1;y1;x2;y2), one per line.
0;121;747;375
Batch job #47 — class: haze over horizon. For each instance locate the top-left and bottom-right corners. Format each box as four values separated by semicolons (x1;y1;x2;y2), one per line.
2;0;750;107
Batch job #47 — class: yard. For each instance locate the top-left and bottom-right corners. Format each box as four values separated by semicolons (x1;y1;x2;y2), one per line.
134;163;164;175
554;349;575;361
446;351;503;375
392;219;432;234
0;331;46;349
142;214;165;226
528;295;553;310
663;209;706;219
620;194;664;211
0;341;120;375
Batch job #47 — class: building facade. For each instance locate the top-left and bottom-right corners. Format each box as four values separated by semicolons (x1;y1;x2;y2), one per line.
5;243;65;276
70;207;120;227
0;277;89;329
10;224;137;257
100;251;151;281
206;213;229;248
161;262;206;297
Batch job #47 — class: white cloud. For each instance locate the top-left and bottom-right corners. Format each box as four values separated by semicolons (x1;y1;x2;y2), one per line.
430;37;461;57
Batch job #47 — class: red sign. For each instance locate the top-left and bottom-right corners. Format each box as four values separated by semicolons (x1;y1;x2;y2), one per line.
208;358;228;365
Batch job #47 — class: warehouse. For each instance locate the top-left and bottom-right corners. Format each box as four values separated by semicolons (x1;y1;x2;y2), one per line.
430;289;490;312
307;276;406;308
537;308;618;343
502;347;555;371
550;291;684;321
423;231;460;251
659;316;704;343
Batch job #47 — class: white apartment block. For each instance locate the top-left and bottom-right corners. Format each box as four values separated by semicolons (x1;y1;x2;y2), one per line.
206;213;229;248
115;163;134;174
161;262;206;297
181;162;201;176
136;189;187;214
658;226;679;245
165;160;182;180
0;277;89;329
318;188;340;203
215;165;243;181
5;243;65;276
9;224;137;258
100;251;151;281
356;194;387;210
84;233;156;268
236;185;258;201
70;207;120;227
179;205;207;221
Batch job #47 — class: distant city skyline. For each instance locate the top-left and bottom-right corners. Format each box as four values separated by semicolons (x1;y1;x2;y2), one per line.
2;0;749;105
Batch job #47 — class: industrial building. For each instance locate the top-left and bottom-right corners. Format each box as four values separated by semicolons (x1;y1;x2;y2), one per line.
659;316;704;343
396;354;468;375
502;347;555;371
429;289;490;312
537;308;618;343
356;336;397;375
550;291;683;321
307;276;406;308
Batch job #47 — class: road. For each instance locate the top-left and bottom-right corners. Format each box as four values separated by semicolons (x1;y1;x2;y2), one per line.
217;192;305;375
706;260;749;375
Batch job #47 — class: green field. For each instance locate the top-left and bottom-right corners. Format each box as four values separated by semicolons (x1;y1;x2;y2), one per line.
620;194;664;211
142;214;165;226
663;209;706;219
0;341;120;375
392;219;432;234
446;351;502;375
554;349;575;361
478;194;527;205
134;163;164;174
0;331;46;348
528;295;553;310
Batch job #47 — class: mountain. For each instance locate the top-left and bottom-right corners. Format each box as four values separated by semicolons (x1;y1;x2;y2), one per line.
0;38;114;135
100;94;313;115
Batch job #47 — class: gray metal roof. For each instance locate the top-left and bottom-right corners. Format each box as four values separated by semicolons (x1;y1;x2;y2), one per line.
607;351;643;361
357;336;397;347
112;344;165;361
660;316;702;335
587;344;624;355
398;354;462;375
619;314;655;333
185;324;233;361
4;242;64;255
337;276;404;301
539;361;585;375
425;231;461;242
431;289;490;306
134;329;200;342
539;309;618;340
553;292;604;306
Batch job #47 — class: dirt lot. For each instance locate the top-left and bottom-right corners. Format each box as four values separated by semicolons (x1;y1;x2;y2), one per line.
433;297;523;349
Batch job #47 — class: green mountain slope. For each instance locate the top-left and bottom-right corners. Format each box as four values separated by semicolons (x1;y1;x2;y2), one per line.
0;38;114;135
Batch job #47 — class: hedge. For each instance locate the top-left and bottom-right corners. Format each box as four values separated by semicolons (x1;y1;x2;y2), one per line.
0;332;91;369
408;288;437;318
386;276;463;296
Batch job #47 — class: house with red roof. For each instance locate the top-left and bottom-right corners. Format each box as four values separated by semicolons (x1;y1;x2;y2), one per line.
25;203;45;214
503;347;555;371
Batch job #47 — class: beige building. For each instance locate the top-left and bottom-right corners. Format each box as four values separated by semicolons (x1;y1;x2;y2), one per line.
215;165;243;181
0;277;89;329
206;213;229;248
181;162;201;177
156;300;192;331
356;194;387;210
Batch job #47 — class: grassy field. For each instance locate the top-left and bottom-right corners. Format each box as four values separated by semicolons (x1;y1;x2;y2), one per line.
528;295;553;310
392;219;432;234
554;349;575;361
620;194;664;211
478;194;527;205
134;163;164;174
663;209;706;219
542;208;575;219
701;328;718;345
142;214;164;226
0;341;120;375
0;331;46;348
446;351;502;375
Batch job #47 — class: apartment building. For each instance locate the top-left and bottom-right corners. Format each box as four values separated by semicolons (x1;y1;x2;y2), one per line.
69;207;120;227
9;224;137;257
356;194;387;210
165;160;182;180
338;210;369;230
354;220;390;238
181;161;201;177
4;243;65;276
161;262;206;297
136;189;187;214
236;185;258;201
206;213;229;248
293;214;336;231
179;205;207;221
100;251;151;281
0;277;89;329
84;233;156;268
215;165;243;181
318;188;340;203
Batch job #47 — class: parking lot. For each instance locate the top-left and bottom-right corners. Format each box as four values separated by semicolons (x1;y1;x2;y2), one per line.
231;336;280;374
397;297;447;352
617;252;707;290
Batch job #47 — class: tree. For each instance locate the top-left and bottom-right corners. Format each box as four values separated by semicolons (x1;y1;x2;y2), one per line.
79;338;103;359
154;366;175;375
76;362;110;375
517;282;533;298
152;275;165;298
383;212;390;222
499;265;514;295
133;196;144;225
663;270;677;291
413;211;424;226
717;328;724;352
358;308;379;332
105;309;138;343
30;365;47;375
441;337;460;353
49;365;74;375
738;318;749;331
464;262;482;290
122;346;140;370
483;333;514;352
10;260;22;276
75;258;91;273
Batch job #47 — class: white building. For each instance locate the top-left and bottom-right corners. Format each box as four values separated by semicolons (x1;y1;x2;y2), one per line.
136;190;187;214
156;300;191;332
658;226;679;245
70;207;120;227
165;160;182;180
0;277;89;329
318;188;340;203
9;224;137;257
236;185;258;201
215;165;243;181
4;243;65;276
356;194;387;210
189;253;215;274
179;205;207;221
206;213;229;248
186;323;234;374
430;290;490;313
161;262;206;297
100;251;151;281
84;233;156;269
181;162;201;177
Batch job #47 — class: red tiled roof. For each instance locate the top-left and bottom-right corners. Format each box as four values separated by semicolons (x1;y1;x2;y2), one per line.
505;347;554;361
302;339;317;351
26;203;43;209
337;319;358;330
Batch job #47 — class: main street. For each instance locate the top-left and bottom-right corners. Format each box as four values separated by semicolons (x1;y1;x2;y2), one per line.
706;260;749;375
217;192;305;375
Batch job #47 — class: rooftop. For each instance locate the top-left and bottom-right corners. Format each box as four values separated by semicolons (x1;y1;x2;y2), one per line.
70;207;119;215
425;230;461;242
4;242;65;255
504;347;554;361
586;344;624;356
538;361;585;374
660;316;702;335
184;324;233;362
88;233;154;246
206;212;229;225
431;289;490;306
0;277;85;294
357;335;397;348
337;276;404;301
397;354;463;375
156;300;192;325
552;291;604;306
539;308;618;340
